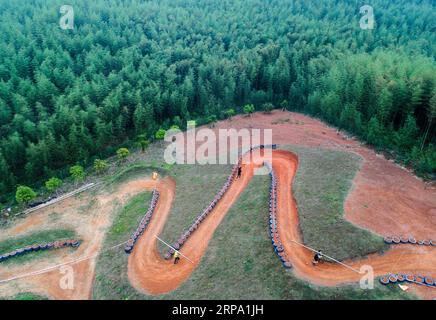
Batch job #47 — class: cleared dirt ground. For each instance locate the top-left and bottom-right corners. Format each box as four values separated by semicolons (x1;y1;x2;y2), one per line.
0;111;434;299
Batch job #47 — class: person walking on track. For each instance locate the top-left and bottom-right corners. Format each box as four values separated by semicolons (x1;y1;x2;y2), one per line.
312;250;323;266
174;251;180;264
237;166;242;179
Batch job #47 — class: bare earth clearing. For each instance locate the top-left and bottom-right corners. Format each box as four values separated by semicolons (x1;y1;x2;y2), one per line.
0;111;434;299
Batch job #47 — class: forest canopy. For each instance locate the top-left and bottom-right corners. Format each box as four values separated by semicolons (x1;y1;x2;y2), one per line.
0;0;435;200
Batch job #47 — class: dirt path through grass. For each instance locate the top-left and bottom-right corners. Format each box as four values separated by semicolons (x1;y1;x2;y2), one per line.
127;150;436;298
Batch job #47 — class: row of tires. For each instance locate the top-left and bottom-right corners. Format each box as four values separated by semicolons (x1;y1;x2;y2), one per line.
164;156;243;259
384;236;435;246
265;161;292;269
164;144;277;260
125;189;160;254
379;273;436;287
250;144;278;151
0;239;81;263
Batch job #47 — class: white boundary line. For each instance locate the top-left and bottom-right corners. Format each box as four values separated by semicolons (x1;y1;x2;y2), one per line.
289;239;362;274
155;235;194;264
0;241;126;285
19;182;101;216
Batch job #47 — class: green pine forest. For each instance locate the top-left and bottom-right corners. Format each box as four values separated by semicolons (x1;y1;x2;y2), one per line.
0;0;435;202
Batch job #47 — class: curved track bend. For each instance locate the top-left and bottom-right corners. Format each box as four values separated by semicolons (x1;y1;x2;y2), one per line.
128;150;436;295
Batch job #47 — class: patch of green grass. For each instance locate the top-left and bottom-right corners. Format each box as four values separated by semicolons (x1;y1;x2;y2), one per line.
2;292;49;300
93;191;153;300
104;163;167;187
282;145;388;261
0;229;77;266
157;163;232;254
110;192;152;238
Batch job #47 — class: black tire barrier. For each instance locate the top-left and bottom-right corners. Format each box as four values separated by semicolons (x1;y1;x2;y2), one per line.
384;236;393;244
263;161;292;270
388;274;398;283
400;236;408;244
275;245;284;253
392;236;400;244
250;144;278;151
379;276;390;285
0;239;81;263
384;236;435;248
405;274;415;282
397;274;406;282
415;276;425;284
166;145;280;259
424;277;434;286
124;189;159;255
380;274;436;288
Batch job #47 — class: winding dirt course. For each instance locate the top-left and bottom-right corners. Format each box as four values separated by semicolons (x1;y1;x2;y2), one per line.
1;111;435;299
128;149;436;297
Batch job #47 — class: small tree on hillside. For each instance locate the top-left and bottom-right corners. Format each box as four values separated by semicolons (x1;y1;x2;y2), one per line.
261;103;274;114
16;186;37;205
93;159;108;174
116;148;130;162
136;134;150;153
206;115;217;127
70;165;85;185
45;177;63;195
366;117;384;147
224;108;236;120
279;100;289;111
155;128;166;141
243;104;255;116
421;91;436;151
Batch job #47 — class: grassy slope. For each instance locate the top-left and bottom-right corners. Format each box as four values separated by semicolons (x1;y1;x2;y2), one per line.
283;145;388;261
157;163;232;254
0;229;77;266
93;191;153;300
93;146;411;299
1;292;49;300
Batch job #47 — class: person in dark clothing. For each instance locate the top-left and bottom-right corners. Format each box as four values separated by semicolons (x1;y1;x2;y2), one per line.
312;250;323;265
237;166;242;179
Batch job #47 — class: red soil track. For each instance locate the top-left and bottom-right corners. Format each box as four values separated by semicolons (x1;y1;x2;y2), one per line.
128;149;436;297
2;111;434;299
